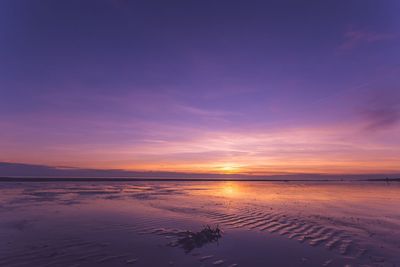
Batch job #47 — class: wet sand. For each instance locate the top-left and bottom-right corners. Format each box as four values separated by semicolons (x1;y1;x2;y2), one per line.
0;181;399;266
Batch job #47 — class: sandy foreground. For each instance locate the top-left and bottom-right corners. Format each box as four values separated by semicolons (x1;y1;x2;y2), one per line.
0;181;399;267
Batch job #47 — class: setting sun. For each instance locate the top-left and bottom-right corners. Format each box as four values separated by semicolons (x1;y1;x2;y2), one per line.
218;163;242;174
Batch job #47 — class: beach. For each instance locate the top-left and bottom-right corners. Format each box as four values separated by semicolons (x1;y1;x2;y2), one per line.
0;181;399;266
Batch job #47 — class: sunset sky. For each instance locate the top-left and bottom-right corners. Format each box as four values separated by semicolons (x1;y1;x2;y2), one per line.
1;1;400;175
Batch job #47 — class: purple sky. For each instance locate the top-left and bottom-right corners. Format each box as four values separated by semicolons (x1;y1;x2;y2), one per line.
1;1;400;175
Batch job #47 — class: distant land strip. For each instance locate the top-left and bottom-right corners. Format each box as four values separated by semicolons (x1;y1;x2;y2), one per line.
0;177;399;182
1;163;399;182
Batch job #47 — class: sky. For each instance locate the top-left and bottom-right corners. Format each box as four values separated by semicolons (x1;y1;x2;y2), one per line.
1;0;400;176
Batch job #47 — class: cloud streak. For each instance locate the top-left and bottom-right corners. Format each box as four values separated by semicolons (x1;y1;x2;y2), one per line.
360;90;400;131
338;28;397;51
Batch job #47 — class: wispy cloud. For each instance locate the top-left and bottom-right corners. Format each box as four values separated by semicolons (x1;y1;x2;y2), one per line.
338;28;397;51
175;105;238;119
361;94;400;131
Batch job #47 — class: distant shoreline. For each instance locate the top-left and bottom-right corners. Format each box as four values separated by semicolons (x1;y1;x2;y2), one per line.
0;177;399;182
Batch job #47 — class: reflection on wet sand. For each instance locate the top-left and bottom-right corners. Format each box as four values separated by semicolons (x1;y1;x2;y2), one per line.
200;182;400;259
0;181;399;266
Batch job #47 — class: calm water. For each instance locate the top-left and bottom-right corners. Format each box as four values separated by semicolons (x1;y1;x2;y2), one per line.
0;181;399;266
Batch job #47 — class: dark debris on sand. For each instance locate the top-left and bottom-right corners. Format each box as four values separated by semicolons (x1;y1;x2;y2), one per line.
170;225;223;253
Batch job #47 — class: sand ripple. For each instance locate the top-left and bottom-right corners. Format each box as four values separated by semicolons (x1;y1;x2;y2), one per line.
206;206;367;260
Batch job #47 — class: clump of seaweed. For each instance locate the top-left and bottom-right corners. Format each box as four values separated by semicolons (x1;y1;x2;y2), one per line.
174;225;223;253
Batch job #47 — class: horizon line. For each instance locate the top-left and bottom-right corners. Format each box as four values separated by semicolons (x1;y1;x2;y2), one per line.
0;177;399;182
1;161;400;177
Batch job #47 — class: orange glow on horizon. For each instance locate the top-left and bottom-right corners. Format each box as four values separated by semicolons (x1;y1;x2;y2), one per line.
2;123;400;176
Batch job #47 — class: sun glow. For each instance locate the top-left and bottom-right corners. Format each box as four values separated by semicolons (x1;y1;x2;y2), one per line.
218;163;242;174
